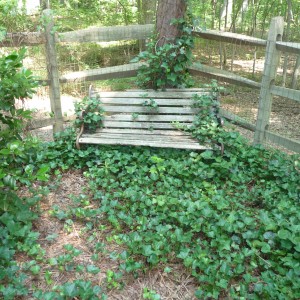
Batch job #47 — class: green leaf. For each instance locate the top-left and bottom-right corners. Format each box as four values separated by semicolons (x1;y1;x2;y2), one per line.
63;282;77;297
86;265;101;274
216;279;228;289
177;248;190;259
30;265;41;275
278;229;290;239
261;243;271;253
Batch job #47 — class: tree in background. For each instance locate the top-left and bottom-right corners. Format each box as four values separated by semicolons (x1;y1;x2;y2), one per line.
134;0;194;89
156;0;187;47
137;0;157;24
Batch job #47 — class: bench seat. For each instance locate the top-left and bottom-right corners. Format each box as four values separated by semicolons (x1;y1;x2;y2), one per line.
77;89;213;150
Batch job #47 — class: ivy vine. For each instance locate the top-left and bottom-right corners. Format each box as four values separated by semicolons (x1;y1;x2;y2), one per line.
132;18;194;90
74;95;104;133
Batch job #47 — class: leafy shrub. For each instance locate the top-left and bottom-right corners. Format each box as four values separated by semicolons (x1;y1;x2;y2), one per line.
33;280;107;300
0;49;47;204
0;1;38;32
132;18;194;89
0;48;38;142
0;49;49;299
74;95;104;133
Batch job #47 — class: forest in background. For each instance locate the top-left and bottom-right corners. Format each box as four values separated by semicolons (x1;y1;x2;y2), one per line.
1;0;300;40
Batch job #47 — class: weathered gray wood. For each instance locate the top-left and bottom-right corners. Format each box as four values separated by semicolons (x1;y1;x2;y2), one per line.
192;29;267;47
79;137;208;150
104;114;195;122
85;133;197;142
189;63;261;89
101;121;190;129
27;117;55;129
58;24;154;43
254;17;284;144
77;89;211;149
291;55;300;89
60;63;141;83
0;31;45;47
98;98;195;106
37;79;50;86
27;116;75;130
220;109;300;152
43;9;64;134
263;131;300;153
102;106;198;114
92;89;209;99
97;128;189;135
219;109;256;131
270;85;300;103
276;41;300;55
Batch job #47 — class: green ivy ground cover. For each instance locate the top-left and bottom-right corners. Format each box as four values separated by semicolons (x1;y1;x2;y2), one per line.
29;125;299;300
0;63;299;298
1;128;300;299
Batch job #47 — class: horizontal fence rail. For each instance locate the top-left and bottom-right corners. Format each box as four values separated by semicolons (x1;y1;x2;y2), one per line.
192;29;267;47
0;32;45;47
59;63;142;83
58;24;153;43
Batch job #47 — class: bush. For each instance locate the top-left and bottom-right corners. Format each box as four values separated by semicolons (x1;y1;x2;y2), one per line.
0;48;50;299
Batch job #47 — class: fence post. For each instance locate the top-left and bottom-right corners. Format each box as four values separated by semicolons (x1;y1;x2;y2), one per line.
43;9;64;135
254;17;284;145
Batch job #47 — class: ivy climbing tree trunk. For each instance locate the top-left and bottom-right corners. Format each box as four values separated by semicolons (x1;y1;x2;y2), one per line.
156;0;187;47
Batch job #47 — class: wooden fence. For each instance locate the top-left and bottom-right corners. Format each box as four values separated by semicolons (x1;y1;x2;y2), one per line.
1;10;299;152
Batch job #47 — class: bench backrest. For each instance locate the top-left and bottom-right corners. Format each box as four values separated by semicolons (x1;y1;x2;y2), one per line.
89;89;211;131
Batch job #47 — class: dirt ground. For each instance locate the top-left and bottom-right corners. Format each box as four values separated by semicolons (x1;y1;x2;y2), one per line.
18;171;199;299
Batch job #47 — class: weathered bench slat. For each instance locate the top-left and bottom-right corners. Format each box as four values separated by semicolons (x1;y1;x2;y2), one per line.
104;114;195;122
95;128;190;135
91;91;207;99
83;132;196;142
102;106;198;114
101;121;191;129
98;98;195;106
79;136;206;150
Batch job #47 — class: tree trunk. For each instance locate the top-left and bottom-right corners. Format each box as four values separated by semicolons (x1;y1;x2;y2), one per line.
138;0;156;51
211;0;216;29
239;0;248;31
143;0;157;24
40;0;50;9
291;55;300;89
282;0;293;86
156;0;187;47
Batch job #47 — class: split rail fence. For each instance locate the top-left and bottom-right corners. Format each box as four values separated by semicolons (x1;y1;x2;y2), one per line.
1;10;299;153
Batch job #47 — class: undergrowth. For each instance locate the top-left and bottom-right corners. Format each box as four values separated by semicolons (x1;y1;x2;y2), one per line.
1;80;300;298
27;90;300;299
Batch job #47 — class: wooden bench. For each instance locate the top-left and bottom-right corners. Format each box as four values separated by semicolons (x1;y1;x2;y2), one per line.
76;88;215;150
